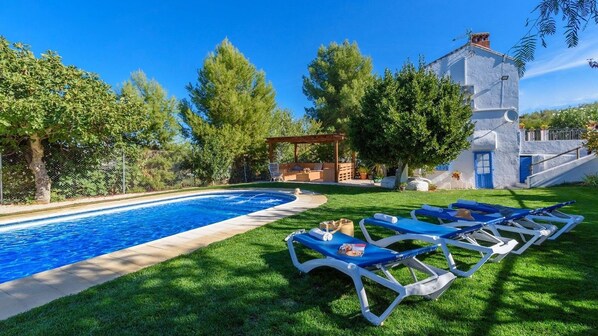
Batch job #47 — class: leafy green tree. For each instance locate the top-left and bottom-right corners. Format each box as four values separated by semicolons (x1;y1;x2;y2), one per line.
182;39;277;184
583;121;598;152
519;110;555;129
349;61;474;188
0;37;139;203
268;108;322;163
512;1;598;75
520;102;598;129
183;113;244;184
551;103;598;128
119;70;180;149
303;40;374;135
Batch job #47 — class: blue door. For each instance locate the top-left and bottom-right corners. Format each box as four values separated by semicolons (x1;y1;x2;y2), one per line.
474;152;494;189
519;156;532;183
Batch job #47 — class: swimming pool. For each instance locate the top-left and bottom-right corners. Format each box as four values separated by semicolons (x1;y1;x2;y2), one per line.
0;191;295;284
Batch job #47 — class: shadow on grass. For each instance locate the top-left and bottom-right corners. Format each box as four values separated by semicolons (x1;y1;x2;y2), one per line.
1;184;596;335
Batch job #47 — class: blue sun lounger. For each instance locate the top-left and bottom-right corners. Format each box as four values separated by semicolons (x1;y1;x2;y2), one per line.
411;205;555;255
287;231;456;326
450;199;582;240
358;216;517;278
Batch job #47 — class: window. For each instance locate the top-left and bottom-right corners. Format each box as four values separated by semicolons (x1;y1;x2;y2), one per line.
461;85;474;109
436;163;450;171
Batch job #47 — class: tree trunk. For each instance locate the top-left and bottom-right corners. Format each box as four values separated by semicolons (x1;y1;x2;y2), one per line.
394;162;408;189
26;135;51;204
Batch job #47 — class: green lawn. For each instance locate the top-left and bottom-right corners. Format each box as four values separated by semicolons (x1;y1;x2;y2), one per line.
1;184;597;335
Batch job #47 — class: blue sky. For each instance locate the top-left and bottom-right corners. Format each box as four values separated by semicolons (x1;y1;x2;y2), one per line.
1;1;597;117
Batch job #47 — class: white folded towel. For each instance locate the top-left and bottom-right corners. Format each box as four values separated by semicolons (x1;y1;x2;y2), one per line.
456;199;478;205
373;213;398;223
308;228;333;241
422;204;442;212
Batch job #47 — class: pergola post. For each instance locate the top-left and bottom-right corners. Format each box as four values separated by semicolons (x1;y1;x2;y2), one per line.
334;140;339;183
268;143;275;163
294;143;298;163
264;133;347;183
351;151;356;179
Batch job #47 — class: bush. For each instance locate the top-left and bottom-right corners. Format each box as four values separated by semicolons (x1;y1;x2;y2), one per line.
583;121;598;152
583;173;598;187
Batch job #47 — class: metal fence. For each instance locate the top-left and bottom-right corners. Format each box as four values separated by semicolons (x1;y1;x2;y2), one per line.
0;148;198;205
523;128;585;141
548;128;585;140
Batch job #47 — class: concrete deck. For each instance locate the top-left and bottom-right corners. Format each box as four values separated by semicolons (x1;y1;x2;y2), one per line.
0;188;326;320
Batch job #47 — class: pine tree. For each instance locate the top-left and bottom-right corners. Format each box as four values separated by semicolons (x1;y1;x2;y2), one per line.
303;40;373;135
182;39;277;184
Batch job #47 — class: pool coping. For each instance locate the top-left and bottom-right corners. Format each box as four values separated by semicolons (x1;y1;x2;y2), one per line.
0;187;327;320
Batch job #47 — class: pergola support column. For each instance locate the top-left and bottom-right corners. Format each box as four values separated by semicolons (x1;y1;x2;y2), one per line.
264;133;347;183
294;143;298;163
334;140;339;183
268;143;274;162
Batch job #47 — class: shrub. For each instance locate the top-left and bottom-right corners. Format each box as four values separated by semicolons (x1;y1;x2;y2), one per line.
583;173;598;187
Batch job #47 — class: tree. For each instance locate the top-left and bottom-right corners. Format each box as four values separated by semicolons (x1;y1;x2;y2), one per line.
0;37;138;203
519;110;556;129
349;62;474;188
583;121;598;152
268;108;322;163
303;40;374;135
512;1;598;75
182;39;277;184
119;70;179;149
181;103;244;184
551;103;598;128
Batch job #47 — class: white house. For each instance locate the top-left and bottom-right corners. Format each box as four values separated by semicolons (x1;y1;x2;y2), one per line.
426;33;521;189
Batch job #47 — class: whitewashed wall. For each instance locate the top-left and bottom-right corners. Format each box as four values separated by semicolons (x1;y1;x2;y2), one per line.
521;139;587;173
427;45;520;188
529;154;598;187
521;139;585;155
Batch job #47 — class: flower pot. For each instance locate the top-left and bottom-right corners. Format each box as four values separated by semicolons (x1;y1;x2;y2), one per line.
359;172;368;180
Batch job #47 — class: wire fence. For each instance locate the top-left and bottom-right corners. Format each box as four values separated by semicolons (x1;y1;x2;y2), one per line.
0;148;199;205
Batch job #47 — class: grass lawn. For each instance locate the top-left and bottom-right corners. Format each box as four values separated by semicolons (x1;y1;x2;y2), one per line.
1;183;596;335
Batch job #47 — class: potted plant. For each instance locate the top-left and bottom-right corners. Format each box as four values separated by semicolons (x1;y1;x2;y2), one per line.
451;170;461;181
398;182;407;191
371;163;386;182
358;166;368;180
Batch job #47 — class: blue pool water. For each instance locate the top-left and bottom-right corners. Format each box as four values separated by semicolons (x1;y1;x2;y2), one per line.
0;191;294;284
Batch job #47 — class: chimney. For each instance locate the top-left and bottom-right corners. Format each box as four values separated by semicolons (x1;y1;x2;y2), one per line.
470;32;490;48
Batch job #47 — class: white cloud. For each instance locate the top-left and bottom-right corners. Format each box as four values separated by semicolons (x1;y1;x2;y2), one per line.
522;36;598;79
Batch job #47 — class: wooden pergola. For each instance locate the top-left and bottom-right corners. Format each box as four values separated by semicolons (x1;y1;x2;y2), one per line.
265;133;352;183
